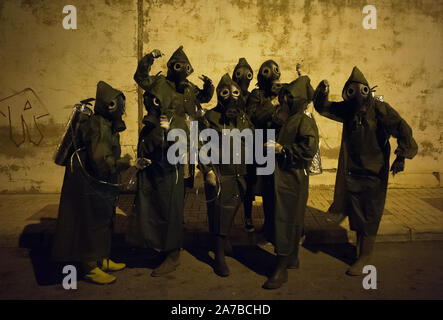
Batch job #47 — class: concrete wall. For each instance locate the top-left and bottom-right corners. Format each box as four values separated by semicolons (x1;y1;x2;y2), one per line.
0;0;139;193
1;0;442;192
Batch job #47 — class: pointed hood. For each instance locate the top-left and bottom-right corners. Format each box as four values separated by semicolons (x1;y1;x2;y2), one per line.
281;75;314;115
233;57;253;74
94;81;124;116
217;73;238;93
167;45;194;75
257;59;280;92
142;76;177;125
342;66;369;92
146;76;175;113
216;73;241;119
285;76;315;102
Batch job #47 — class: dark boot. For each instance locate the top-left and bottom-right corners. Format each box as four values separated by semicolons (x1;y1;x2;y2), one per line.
355;232;363;259
151;249;180;277
225;238;233;257
214;235;230;277
346;235;376;276
288;245;300;269
263;255;289;290
288;230;302;269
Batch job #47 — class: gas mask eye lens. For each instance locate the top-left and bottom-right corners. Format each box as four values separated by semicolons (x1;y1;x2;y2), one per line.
108;100;117;112
347;87;355;97
247;72;253;80
262;67;270;76
220;88;230;98
232;89;240;97
273;66;280;74
361;86;369;95
186;64;191;73
153;97;160;106
235;71;242;78
174;63;181;71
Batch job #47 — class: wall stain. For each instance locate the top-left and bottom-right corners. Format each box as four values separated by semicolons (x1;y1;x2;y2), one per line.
418;140;441;160
320;145;340;159
20;0;58;26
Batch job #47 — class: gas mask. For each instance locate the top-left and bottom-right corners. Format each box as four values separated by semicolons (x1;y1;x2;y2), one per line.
107;94;126;133
258;60;281;94
343;82;371;112
143;92;162;119
167;61;194;86
233;66;253;93
218;84;241;120
277;90;306;122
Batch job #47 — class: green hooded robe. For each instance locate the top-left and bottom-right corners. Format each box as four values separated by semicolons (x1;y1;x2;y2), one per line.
52;81;130;262
274;76;319;256
245;60;282;242
134;46;214;189
127;76;187;252
200;74;253;236
314;67;418;236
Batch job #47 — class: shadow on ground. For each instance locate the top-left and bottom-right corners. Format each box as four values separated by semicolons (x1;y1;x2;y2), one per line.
18;202;356;285
303;206;356;266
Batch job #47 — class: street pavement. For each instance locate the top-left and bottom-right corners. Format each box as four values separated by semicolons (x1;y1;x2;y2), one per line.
2;186;443;249
0;186;443;299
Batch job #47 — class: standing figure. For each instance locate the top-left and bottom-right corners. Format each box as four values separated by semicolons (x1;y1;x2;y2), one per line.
245;60;283;243
200;74;253;277
263;76;319;289
133;46;214;191
52;81;131;285
232;57;256;232
127;76;187;277
313;67;418;276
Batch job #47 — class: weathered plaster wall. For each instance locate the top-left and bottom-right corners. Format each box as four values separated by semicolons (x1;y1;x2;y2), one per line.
142;0;443;187
0;0;139;193
0;0;442;192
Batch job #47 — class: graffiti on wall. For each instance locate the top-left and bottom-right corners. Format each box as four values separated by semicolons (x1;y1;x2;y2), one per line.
0;88;50;147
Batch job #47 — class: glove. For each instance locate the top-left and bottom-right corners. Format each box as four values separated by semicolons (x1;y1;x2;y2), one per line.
135;157;151;170
390;156;405;176
150;49;163;59
264;140;283;154
159;115;170;131
199;74;213;86
317;80;329;95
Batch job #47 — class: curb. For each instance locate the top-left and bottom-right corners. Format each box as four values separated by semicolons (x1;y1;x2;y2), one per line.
5;223;443;250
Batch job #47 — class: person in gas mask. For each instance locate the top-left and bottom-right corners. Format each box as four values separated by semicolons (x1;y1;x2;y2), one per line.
313;67;418;276
262;76;319;289
232;57;254;111
245;59;283;243
199;74;253;277
232;58;256;233
126;76;187;277
134;46;214;190
52;81;132;285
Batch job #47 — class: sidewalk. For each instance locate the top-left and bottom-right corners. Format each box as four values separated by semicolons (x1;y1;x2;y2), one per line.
1;185;443;250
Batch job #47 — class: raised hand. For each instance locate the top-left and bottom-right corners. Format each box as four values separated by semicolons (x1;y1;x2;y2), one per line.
317;80;330;95
150;49;164;59
296;61;305;76
199;74;213;85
